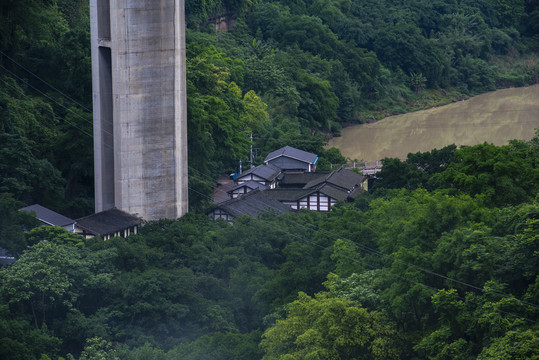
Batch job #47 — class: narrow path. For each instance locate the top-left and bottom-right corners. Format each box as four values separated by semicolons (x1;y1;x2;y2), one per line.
213;174;235;204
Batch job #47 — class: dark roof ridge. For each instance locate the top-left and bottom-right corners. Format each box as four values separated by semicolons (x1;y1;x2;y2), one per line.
264;146;318;164
214;189;291;217
237;163;281;181
75;208;143;235
19;204;75;227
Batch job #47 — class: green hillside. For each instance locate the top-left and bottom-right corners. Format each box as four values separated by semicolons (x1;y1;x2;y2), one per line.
1;0;538;213
0;2;538;358
329;85;539;161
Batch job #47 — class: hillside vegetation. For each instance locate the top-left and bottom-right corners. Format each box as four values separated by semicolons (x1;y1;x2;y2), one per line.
0;0;538;214
1;133;538;359
0;1;538;359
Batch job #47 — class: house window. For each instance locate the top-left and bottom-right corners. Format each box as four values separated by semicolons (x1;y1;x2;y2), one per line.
309;194;318;210
212;208;230;221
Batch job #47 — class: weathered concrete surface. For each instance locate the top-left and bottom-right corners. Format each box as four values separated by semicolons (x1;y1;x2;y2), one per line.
90;0;188;220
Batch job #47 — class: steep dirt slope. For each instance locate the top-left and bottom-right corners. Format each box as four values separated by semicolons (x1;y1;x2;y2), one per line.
328;85;539;161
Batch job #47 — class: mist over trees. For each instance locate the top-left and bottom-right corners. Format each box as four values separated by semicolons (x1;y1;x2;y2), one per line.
1;134;538;359
0;0;538;359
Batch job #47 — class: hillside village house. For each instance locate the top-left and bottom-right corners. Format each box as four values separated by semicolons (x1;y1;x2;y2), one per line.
19;204;77;232
208;189;291;222
210;146;365;219
227;181;268;199
75;208;143;240
234;163;281;188
265;146;318;172
19;204;142;241
265;168;364;212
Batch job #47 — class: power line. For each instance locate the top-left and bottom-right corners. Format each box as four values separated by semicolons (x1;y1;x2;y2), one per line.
2;75;536;323
0;65;115;142
0;76;95;140
187;176;538;324
0;49;93;113
1;44;537;316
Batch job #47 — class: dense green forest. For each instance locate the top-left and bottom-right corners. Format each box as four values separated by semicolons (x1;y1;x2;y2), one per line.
0;0;538;359
1;136;538;359
0;0;538;214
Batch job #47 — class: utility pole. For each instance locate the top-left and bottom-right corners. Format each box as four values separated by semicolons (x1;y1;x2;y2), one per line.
250;133;254;169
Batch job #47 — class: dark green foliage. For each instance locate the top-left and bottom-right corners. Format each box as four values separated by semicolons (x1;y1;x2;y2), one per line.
431;140;539;206
0;193;40;254
166;331;263;360
0;2;538;359
372;145;456;191
1;145;538;358
0;133;65;208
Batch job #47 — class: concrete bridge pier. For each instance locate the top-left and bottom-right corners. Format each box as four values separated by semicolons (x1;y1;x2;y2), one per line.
90;0;188;220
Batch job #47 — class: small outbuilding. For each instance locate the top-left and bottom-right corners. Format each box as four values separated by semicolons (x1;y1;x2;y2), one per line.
75;208;143;240
227;181;268;199
235;163;282;188
19;204;76;232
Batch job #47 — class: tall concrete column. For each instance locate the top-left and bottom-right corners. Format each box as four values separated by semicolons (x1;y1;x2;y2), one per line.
90;0;188;220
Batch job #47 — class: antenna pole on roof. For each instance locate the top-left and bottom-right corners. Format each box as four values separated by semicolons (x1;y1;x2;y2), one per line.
240;159;242;174
250;133;254;169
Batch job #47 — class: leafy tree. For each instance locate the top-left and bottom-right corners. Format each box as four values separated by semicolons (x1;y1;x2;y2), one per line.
477;329;539;359
325;271;385;310
431;141;538;206
0;241;88;328
0;193;40;253
79;337;119;360
0;301;64;360
0;133;65;208
260;292;401;359
25;226;85;248
372;145;456;191
166;331;263;360
0;0;64;55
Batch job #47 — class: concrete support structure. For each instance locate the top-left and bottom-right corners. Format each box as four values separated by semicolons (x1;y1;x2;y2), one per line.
90;0;188;220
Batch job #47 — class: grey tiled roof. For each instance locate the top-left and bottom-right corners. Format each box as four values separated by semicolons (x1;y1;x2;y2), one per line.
76;208;143;236
228;181;268;193
264;146;318;164
265;183;356;202
19;204;75;227
264;188;314;202
212;189;291;218
236;164;281;182
266;184;353;203
304;168;364;191
278;172;328;187
315;184;350;202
